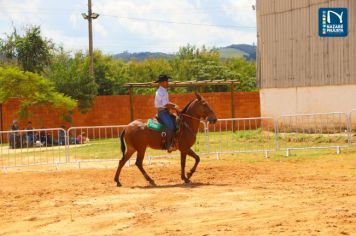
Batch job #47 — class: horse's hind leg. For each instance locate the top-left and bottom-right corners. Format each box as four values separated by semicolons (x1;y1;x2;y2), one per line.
135;148;156;186
114;148;135;187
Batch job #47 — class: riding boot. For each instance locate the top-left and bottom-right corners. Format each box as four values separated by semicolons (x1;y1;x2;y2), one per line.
166;131;174;153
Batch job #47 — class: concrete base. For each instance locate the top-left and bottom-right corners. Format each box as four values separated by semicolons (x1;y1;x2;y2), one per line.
260;85;356;118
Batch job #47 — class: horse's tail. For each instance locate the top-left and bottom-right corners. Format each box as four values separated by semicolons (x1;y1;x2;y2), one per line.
120;129;126;156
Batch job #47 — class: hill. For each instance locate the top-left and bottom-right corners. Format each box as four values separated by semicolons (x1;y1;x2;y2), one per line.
113;44;256;61
220;44;256;60
112;51;175;61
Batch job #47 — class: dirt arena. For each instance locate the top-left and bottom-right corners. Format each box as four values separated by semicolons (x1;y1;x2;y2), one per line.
1;152;355;235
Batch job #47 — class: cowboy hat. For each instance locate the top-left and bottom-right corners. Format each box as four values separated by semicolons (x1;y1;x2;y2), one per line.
155;74;171;83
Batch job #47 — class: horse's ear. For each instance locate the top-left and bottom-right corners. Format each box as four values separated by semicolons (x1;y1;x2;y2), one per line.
195;92;202;101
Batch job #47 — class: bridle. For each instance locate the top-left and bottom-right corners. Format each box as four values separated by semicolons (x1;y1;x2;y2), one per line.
177;101;204;137
178;99;202;122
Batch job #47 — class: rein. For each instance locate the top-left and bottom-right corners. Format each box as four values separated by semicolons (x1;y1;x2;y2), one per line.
180;113;200;122
176;99;203;140
177;113;201;138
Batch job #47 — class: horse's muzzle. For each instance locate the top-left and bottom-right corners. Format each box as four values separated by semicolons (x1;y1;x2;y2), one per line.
208;117;217;124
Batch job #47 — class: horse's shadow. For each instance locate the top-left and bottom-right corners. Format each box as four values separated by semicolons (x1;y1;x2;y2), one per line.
131;182;228;189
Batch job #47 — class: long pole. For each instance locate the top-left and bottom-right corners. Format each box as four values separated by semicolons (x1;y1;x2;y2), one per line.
230;83;236;132
88;0;94;77
0;103;3;131
129;87;134;121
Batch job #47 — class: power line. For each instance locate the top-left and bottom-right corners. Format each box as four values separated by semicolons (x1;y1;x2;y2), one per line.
0;5;252;14
0;5;256;30
100;14;255;29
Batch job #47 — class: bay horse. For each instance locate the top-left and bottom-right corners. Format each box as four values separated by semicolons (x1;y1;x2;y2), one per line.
114;93;217;187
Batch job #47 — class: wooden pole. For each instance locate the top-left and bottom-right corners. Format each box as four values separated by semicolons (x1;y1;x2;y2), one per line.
129;87;134;121
230;83;236;131
87;0;94;77
0;103;3;131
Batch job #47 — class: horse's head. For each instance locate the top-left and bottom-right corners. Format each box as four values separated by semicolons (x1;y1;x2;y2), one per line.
191;93;217;124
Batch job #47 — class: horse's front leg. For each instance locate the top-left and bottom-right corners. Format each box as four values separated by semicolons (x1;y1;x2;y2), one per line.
180;152;190;183
186;149;200;180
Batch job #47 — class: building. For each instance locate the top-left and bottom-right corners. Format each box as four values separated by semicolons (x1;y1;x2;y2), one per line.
256;0;355;117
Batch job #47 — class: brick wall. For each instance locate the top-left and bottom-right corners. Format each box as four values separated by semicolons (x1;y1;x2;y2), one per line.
1;92;260;130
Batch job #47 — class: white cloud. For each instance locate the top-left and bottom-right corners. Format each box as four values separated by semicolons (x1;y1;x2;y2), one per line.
41;27;87;52
94;21;108;38
69;13;79;28
0;0;257;53
94;0;256;52
222;0;256;26
0;0;41;24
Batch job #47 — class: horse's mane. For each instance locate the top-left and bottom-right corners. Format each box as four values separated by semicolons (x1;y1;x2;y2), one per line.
181;99;196;114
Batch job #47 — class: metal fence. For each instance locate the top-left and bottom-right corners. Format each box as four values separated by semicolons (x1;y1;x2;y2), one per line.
350;110;356;145
277;112;350;156
0;128;68;170
66;122;208;166
67;125;126;164
1;110;356;170
206;117;276;158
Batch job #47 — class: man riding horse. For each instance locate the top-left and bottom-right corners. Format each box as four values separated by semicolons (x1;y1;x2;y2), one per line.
154;74;180;152
114;76;218;187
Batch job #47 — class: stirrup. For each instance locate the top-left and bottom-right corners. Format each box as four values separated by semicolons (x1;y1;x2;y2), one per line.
167;145;175;153
167;145;177;153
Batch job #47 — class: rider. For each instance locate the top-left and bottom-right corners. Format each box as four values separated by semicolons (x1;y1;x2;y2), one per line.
154;74;180;152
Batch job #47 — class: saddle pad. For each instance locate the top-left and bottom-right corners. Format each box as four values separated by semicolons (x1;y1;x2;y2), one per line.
147;118;165;132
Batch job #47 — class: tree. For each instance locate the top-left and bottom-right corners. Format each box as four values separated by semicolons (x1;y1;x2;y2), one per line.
0;26;54;73
93;50;115;95
224;58;256;91
46;50;98;112
0;67;76;118
174;45;227;92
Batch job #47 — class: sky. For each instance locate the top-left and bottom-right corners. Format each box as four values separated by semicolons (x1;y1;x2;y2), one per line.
0;0;257;54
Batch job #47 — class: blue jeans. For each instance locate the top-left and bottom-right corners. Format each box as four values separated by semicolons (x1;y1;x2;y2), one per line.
26;134;34;145
158;110;175;132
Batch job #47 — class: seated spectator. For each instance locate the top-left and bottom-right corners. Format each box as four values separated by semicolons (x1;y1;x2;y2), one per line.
76;132;89;144
25;121;34;146
38;127;53;146
40;128;47;144
58;125;66;145
9;120;20;149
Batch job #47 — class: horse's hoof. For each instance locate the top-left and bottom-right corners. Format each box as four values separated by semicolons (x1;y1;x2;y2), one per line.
184;178;191;184
116;182;122;187
187;172;193;179
149;180;157;186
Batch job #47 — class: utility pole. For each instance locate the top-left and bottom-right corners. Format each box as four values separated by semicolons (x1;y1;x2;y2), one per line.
82;0;99;77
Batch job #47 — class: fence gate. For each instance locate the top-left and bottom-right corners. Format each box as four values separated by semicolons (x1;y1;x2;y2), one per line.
66;125;126;165
0;128;68;170
206;117;276;158
277;112;350;156
350;110;356;145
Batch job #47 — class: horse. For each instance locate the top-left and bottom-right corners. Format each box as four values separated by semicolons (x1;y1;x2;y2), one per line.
114;93;217;187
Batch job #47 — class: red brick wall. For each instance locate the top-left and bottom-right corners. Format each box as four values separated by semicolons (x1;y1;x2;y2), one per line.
1;92;260;130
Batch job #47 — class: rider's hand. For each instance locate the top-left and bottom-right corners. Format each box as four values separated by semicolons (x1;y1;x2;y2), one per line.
174;106;181;113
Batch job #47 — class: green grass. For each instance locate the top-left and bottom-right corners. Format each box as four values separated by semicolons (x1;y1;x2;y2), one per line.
277;132;348;148
69;134;208;160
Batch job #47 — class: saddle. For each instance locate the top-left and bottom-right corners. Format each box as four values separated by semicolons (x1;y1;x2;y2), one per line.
147;114;181;150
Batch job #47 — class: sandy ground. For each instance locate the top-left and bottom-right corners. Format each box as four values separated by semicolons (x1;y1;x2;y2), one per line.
0;154;355;236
